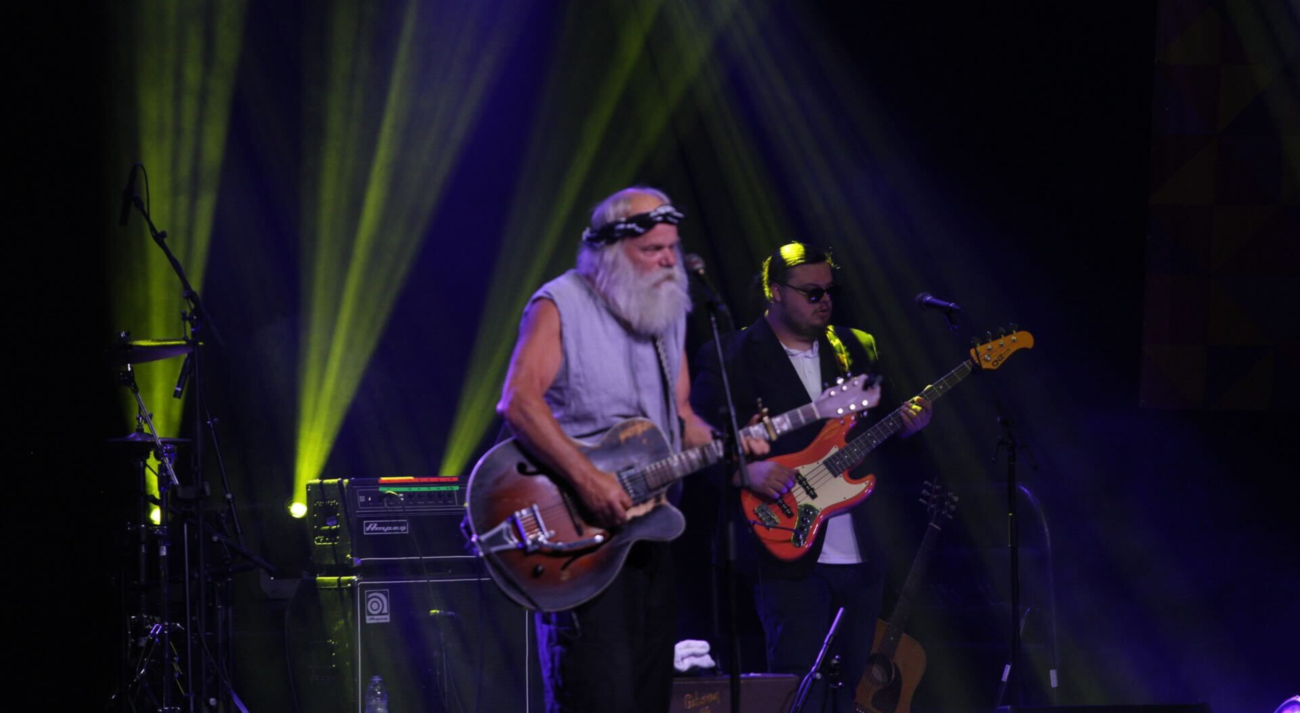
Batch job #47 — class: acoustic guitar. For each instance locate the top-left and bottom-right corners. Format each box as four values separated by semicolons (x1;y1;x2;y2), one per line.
854;481;957;713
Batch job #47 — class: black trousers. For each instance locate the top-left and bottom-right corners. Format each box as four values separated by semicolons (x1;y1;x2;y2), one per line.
753;561;884;713
535;541;676;713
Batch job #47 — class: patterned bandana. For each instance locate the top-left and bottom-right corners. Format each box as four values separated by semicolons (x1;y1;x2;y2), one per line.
581;204;685;244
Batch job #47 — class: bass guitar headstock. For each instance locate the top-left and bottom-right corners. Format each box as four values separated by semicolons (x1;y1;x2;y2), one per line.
969;325;1034;371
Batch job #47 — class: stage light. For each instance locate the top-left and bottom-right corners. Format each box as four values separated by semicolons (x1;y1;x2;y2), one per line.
287;501;308;519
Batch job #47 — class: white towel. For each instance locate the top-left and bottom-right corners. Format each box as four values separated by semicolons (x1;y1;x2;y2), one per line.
673;640;716;672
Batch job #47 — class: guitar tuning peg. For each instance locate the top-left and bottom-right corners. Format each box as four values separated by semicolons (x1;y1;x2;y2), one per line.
970;337;980;348
997;327;1007;338
985;331;993;343
1009;322;1018;332
836;376;845;385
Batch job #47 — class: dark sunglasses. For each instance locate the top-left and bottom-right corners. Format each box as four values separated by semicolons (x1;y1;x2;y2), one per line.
780;283;839;303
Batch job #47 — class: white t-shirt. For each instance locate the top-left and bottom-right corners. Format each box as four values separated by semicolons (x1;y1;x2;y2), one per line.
780;340;862;565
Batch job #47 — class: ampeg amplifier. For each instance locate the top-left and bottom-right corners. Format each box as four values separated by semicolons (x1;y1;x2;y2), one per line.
307;477;474;572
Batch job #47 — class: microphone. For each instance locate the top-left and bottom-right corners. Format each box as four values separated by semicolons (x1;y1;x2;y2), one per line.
172;353;193;399
683;253;731;319
915;292;962;313
683;253;709;279
118;164;140;227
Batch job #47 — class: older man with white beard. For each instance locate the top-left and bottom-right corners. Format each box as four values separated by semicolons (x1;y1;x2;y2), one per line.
497;187;749;712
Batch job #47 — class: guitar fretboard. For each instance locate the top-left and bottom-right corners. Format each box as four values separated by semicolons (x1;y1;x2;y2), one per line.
822;359;974;476
630;400;827;503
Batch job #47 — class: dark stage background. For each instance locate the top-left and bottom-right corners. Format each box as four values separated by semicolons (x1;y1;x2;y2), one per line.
14;1;1297;711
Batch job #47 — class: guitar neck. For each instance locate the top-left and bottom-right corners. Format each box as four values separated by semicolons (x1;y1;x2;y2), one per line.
823;359;974;475
877;519;944;658
631;401;829;501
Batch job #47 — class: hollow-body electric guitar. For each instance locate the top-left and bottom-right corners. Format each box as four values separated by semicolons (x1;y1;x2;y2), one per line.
465;376;874;612
854;481;957;713
742;329;1032;560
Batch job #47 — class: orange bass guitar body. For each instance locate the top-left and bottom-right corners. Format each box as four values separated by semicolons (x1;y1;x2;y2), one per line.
739;418;876;561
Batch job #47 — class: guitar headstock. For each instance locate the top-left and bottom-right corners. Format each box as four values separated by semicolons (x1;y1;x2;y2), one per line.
969;325;1034;371
920;480;958;526
812;373;878;419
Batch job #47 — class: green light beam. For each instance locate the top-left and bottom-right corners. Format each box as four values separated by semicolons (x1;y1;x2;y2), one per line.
294;0;519;500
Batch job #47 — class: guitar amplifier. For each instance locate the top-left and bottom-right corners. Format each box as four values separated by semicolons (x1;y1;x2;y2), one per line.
669;674;798;713
307;477;474;573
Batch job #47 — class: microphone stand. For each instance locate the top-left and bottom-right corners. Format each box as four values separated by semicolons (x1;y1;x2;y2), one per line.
925;302;1044;710
125;184;264;711
789;607;845;713
694;271;747;713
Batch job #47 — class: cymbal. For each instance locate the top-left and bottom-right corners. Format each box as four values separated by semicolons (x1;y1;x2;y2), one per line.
108;339;194;365
104;432;192;449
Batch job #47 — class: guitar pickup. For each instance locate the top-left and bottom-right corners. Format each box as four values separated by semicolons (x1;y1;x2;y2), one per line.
753;503;780;529
795;472;817;500
790;504;819;548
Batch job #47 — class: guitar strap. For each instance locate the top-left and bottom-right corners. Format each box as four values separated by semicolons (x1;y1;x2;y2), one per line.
825;326;852;377
652;336;680;451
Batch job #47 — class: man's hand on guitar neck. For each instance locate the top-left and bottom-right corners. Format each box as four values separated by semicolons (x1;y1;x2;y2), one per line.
898;396;933;437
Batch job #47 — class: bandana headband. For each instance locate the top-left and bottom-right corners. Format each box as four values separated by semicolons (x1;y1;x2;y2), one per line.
581;204;685;244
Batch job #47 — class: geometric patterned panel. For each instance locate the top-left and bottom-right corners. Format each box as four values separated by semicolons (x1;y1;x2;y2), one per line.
1141;0;1300;409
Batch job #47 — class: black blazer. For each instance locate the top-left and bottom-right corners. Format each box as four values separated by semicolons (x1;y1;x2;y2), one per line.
691;317;883;579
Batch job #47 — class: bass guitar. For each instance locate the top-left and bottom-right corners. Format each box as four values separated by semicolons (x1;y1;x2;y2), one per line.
854;481;956;713
742;328;1031;560
466;375;875;612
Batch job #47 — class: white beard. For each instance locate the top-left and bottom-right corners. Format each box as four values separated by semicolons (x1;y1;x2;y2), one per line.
579;244;692;337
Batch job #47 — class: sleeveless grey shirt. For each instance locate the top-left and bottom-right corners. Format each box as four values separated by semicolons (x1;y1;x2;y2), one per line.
529;269;684;452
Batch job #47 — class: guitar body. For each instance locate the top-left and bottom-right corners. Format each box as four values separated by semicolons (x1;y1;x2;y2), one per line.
854;620;926;713
740;418;877;560
466;418;685;612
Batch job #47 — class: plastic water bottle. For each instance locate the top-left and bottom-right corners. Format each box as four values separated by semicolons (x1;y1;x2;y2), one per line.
363;674;389;713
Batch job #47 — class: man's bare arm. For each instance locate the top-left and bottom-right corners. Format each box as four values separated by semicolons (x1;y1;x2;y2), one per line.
497;299;631;526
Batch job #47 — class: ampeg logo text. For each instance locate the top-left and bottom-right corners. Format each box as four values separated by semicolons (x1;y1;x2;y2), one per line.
363;520;409;535
365;590;390;624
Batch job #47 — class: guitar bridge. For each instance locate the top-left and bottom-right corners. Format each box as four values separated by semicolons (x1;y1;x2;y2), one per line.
753;503;779;529
790;504;819;548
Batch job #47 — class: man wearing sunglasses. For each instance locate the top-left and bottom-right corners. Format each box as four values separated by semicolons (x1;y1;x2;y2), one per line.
691;241;933;713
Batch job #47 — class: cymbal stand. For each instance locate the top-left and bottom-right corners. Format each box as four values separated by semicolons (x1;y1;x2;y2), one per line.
122;163;263;711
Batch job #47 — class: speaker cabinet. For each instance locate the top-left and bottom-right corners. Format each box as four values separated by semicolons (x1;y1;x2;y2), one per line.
305;574;543;712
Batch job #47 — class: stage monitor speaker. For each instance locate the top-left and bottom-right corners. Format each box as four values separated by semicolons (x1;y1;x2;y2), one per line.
310;574;543;712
